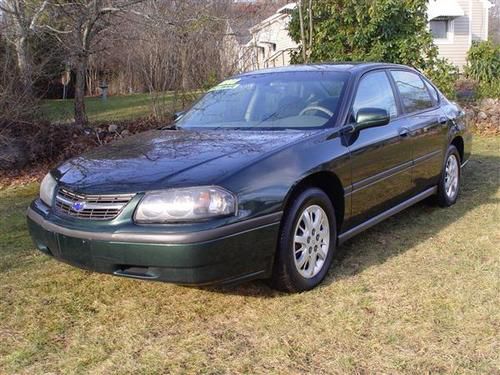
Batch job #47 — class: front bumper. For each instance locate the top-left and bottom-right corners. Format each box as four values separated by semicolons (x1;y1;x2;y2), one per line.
27;201;281;285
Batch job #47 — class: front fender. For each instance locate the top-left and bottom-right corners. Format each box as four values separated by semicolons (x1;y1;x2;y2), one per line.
221;130;351;221
444;102;472;163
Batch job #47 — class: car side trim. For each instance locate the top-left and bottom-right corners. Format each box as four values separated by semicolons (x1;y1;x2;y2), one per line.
344;150;442;198
413;149;442;165
27;208;282;245
338;186;437;244
351;160;413;194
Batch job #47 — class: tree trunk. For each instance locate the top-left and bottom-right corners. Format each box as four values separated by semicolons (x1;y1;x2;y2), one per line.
180;33;189;91
14;36;33;95
181;49;189;91
298;0;307;63
74;56;88;126
308;0;313;60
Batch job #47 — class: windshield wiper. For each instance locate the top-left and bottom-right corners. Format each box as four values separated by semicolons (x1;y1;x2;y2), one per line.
160;123;183;130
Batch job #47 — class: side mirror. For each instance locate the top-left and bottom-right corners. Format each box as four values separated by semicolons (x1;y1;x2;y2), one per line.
355;108;390;131
173;111;186;122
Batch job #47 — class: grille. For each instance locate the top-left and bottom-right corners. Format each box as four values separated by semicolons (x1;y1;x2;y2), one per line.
55;188;135;220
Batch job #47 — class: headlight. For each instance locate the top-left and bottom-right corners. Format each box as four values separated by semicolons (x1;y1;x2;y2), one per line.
40;173;57;207
134;186;237;223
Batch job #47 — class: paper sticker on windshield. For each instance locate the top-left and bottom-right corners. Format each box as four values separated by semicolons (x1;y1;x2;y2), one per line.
209;78;240;91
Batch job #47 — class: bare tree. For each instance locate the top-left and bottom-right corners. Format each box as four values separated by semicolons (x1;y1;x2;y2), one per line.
297;0;306;62
46;0;144;125
2;0;289;125
0;0;49;92
297;0;313;62
308;0;313;55
98;0;233;119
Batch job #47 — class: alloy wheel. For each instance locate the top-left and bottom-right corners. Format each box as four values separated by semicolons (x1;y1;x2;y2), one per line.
293;205;330;279
444;154;459;200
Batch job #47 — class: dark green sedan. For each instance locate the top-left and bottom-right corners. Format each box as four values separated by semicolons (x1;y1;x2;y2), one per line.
27;63;471;292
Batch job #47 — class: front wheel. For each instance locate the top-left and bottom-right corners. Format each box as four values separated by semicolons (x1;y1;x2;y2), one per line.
437;145;461;207
269;188;336;292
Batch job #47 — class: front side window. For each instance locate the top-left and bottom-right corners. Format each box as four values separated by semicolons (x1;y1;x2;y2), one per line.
391;71;434;113
177;71;350;130
352;71;398;120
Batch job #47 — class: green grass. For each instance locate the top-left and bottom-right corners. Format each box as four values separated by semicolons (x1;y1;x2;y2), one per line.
41;93;177;123
1;137;499;374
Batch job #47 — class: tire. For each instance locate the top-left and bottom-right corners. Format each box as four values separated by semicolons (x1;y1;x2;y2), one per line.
269;188;337;292
437;145;461;207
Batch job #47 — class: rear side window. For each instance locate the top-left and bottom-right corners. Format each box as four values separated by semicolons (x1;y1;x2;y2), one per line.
352;71;398;120
390;70;434;113
423;79;439;103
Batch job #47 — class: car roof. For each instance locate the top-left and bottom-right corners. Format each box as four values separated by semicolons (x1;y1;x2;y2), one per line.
237;62;416;77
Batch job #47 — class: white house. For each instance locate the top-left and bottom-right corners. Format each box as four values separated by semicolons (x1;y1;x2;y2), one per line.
234;0;494;72
244;3;298;71
222;2;291;73
428;0;494;68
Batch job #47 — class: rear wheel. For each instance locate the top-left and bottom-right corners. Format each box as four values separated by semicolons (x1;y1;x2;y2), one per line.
437;145;461;207
270;188;336;292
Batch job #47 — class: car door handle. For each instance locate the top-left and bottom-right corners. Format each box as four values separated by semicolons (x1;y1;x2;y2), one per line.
399;128;410;137
438;116;448;125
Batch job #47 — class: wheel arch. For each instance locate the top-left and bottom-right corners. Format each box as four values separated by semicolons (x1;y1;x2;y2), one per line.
282;171;345;232
451;135;464;162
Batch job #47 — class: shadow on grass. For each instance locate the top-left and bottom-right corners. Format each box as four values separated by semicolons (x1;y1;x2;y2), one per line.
206;151;499;297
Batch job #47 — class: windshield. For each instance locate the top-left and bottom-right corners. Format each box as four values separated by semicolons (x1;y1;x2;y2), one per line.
178;71;350;130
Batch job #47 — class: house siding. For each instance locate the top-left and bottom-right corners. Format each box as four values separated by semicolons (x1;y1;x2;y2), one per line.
434;0;471;69
433;0;491;70
247;15;298;71
471;0;489;41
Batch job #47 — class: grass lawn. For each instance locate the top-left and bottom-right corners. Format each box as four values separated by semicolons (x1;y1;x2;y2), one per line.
1;136;499;374
40;93;180;123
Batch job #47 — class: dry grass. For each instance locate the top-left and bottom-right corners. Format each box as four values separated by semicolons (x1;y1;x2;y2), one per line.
0;136;499;374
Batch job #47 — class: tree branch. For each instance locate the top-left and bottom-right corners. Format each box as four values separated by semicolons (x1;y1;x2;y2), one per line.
29;0;49;30
43;24;72;34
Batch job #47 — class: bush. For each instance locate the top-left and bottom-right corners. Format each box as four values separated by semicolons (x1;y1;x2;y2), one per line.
0;121;74;170
288;0;459;98
0;36;41;124
476;82;500;99
465;41;500;99
424;58;459;99
289;0;438;66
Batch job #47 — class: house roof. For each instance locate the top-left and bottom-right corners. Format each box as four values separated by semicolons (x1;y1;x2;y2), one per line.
427;0;465;20
249;2;296;33
227;2;289;45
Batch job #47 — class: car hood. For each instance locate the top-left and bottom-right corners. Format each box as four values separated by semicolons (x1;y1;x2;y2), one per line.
54;129;316;194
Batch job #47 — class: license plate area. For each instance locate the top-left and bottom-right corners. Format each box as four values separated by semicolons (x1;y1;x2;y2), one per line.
57;234;92;268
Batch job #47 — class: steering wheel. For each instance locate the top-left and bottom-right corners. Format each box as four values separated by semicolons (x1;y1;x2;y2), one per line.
299;106;333;118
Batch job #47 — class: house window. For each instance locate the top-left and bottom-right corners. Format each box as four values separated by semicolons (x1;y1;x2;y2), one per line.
430;19;452;41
